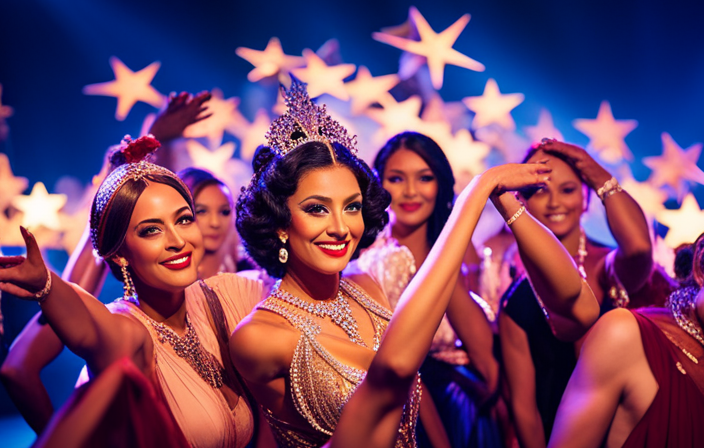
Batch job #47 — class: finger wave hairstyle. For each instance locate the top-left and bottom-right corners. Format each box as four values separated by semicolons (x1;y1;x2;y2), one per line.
236;141;390;278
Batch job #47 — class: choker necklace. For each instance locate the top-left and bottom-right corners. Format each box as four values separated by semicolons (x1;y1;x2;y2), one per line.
668;286;704;348
148;314;224;389
272;281;366;347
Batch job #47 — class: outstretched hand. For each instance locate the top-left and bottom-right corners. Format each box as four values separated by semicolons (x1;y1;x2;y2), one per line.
148;91;213;143
538;139;612;190
0;227;50;299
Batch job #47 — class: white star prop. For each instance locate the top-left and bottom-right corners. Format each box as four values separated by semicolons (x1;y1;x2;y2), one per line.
656;194;704;248
291;49;356;100
524;109;564;144
421;93;471;133
83;56;165;121
11;182;67;231
373;7;485;89
0;153;28;212
229;108;271;162
439;129;491;192
617;166;666;219
184;88;245;149
572;101;637;163
344;66;399;115
236;37;305;82
643;132;704;202
463;79;524;131
366;95;424;146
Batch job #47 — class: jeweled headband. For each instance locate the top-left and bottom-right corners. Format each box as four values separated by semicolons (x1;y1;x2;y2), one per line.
266;75;358;157
89;135;186;258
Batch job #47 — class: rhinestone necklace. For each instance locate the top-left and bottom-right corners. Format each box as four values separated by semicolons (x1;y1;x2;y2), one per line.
148;314;224;389
667;286;704;348
272;281;366;347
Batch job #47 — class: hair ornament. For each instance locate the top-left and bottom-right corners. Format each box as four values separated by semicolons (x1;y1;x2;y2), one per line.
120;134;161;163
266;75;358;157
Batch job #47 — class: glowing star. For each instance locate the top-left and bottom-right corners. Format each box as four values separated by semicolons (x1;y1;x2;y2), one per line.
344;66;399;115
291;49;356;100
463;79;524;131
186;140;237;179
524;109;564;144
617;166;666;219
83;56;165;121
572;101;637;163
229;108;271;162
643;132;704;202
184;88;245;149
11;182;67;231
373;7;484;90
236;37;305;82
421;93;471;133
376;8;426;81
656;194;704;248
439;129;491;192
0;84;14;141
366;95;423;145
0;153;28;211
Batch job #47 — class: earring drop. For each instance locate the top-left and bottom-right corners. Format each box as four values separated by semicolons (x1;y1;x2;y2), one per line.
278;233;289;264
117;258;137;299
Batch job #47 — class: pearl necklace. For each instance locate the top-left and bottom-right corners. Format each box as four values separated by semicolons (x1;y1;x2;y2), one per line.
272;281;366;347
667;286;704;348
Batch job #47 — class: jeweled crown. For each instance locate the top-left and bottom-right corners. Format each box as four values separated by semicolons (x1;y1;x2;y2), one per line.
266;75;358;156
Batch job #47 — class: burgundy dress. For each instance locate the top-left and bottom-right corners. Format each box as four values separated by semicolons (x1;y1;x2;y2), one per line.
623;308;704;447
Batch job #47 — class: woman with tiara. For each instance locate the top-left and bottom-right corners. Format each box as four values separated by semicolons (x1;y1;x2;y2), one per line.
0;135;263;447
549;233;704;447
230;77;599;447
353;131;501;447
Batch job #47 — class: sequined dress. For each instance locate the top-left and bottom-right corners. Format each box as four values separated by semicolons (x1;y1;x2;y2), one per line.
256;278;421;448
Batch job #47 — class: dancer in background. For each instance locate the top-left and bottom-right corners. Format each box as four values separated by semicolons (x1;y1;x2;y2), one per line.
354;131;501;447
549;233;704;447
500;139;655;448
0;136;263;447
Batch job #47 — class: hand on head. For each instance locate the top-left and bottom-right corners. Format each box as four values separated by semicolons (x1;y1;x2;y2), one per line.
490;160;552;197
537;138;612;190
0;227;50;299
148;90;213;142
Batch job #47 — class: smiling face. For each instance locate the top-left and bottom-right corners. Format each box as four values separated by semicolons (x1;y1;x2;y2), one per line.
382;148;438;232
521;150;585;239
285;165;364;276
118;182;204;293
194;183;233;254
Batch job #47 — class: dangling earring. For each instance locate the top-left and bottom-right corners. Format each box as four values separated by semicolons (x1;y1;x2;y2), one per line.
278;232;289;264
116;258;137;299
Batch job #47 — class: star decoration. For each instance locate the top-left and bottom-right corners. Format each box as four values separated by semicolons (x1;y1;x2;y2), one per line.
291;49;356;100
83;56;165;121
366;95;424;145
229;108;271;162
656;194;704;248
184;88;245;149
463;79;524;131
643;132;704;202
236;37;306;82
344;66;399;115
524;109;564;144
572;101;637;163
617;166;666;219
373;7;484;90
11;182;67;231
0;153;28;212
438;129;491;192
376;8;426;81
0;84;14;141
186;140;237;179
421;93;471;133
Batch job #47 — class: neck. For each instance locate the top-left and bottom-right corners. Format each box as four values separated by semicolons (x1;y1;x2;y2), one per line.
391;220;430;267
280;262;340;302
558;225;582;257
133;280;188;332
198;250;224;279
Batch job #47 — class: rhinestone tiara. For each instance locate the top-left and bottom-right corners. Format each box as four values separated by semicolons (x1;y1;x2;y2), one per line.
266;75;358;157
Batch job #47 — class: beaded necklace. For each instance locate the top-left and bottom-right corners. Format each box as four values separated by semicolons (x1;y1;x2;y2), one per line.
667;286;704;348
575;227;587;279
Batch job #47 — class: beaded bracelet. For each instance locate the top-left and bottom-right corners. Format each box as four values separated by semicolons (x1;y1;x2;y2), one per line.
506;206;525;226
596;177;623;202
34;269;52;303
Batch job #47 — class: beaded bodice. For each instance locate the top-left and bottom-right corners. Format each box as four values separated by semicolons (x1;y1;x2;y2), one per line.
257;278;421;447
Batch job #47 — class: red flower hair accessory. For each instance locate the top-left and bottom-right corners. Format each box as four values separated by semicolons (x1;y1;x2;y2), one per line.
120;134;161;163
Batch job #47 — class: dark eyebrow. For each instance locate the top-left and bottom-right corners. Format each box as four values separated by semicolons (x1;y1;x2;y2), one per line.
134;206;191;229
299;193;362;205
387;168;433;174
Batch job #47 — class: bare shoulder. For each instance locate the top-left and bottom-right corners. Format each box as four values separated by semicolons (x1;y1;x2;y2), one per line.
229;308;299;383
343;271;391;309
579;309;644;379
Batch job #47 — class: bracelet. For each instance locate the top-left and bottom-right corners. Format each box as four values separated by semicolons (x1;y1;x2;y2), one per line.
506;206;525;226
596;177;623;202
34;269;52;303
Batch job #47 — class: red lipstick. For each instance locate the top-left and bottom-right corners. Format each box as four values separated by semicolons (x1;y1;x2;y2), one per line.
399;202;422;212
315;241;350;258
160;252;192;270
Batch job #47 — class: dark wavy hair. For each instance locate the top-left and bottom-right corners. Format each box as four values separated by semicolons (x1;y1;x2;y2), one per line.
236;141;390;278
373;132;455;245
519;145;592;207
178;167;231;203
693;232;704;288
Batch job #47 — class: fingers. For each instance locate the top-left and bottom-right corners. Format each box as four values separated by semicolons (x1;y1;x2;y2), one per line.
0;281;35;299
20;226;43;263
0;256;25;268
193;112;214;123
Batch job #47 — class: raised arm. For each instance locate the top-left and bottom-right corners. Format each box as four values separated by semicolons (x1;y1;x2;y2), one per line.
62;223;108;297
0;227;149;375
329;162;552;448
541;140;653;294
